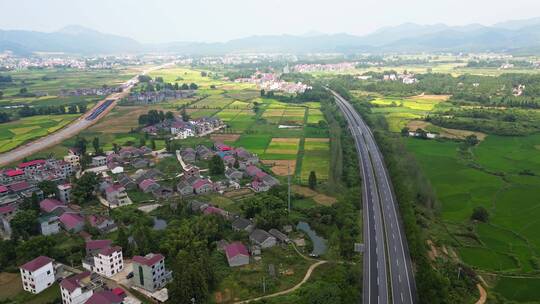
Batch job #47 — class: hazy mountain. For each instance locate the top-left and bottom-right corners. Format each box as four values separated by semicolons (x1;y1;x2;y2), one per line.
0;25;142;54
3;17;540;55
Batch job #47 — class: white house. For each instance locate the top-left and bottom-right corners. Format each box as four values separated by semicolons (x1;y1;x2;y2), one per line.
19;256;55;294
60;271;99;304
57;183;71;204
92;156;107;167
83;245;124;277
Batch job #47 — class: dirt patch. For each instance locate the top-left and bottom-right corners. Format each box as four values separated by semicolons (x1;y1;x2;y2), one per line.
407;120;487;141
262;160;296;176
224;188;253;198
427;240;440;261
211;134;241;143
0;272;22;299
292;185;336;206
305;138;330;143
265;148;297;154
90;105;170;133
413;94;451;101
271;138;300;143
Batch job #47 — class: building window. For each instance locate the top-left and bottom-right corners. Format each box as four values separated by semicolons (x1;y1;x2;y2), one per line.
138;265;144;286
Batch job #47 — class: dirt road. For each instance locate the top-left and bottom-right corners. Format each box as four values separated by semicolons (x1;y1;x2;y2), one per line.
0;63;173;167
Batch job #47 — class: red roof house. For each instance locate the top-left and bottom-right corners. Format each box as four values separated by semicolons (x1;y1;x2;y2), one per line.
85;290;123;304
39;198;65;213
59;213;84;232
20;256;54;272
132;253;165;267
18;159;45;169
224;242;249;267
60;271;92;293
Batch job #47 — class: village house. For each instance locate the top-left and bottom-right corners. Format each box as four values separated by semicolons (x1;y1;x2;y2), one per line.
59;212;85;233
39;198;66;214
176;180;194;196
85;290;124;304
60;271;102;304
232;217;254;233
57;183;71;203
225;168;243;181
63;154;80;167
117;174;136;190
139;179;160;193
87;214;117;234
251;180;270;192
132;253;172;292
195;145;213;160
180;148;196;163
193;179;213;194
82;240;124;277
38;214;61;236
19;256;55;294
153;185;174;199
269;228;290;243
91;156;107;167
104;184;132;207
189;200;209;213
249;229;277;248
203;206;229;218
224;242;250;267
131;158;150;169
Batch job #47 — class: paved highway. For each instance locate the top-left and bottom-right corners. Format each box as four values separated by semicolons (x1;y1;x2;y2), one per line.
331;90;417;304
0;63;174;167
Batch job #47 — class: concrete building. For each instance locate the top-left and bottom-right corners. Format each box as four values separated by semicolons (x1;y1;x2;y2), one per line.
132;253;171;292
19;256;55;294
91;156;107;167
39;214;60;236
249;229;277;248
60;271;101;304
82;245;123;278
57;183;71;204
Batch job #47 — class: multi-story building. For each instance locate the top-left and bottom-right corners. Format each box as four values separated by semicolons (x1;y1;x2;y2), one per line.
92;156;107;167
38;214;61;236
63;154;80;167
132;253;171;292
82;244;123;278
60;271;102;304
19;256;55;294
57;183;71;204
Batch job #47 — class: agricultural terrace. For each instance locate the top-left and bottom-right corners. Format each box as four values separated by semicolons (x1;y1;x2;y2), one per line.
406;134;540;277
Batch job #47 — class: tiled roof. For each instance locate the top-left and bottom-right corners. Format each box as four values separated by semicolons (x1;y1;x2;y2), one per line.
60;271;91;293
39;198;65;213
59;213;84;229
132;253;164;267
0;185;8;193
18;159;45;169
100;245;121;256
5;169;24;177
8;181;31;192
20;256;53;272
0;205;15;214
225;242;249;259
85;290;123;304
86;239;112;251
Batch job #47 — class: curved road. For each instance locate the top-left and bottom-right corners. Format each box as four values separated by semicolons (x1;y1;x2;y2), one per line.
0;63;173;167
331;90;417;304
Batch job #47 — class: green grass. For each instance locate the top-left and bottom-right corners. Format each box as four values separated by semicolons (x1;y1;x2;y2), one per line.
457;247;518;271
234;135;272;155
0;114;79;153
307;108;326;124
301;139;330;182
494;276;540;303
262;138;300;160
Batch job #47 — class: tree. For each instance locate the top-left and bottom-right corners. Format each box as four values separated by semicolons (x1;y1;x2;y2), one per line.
401;127;410;137
38;180;58;198
139;137;146;148
168;250;209;304
233;159;240;169
78;103;87;113
151;138;156;150
464;134;479;147
165;111;174;120
11;210;39;240
181;107;190;122
471;206;489;222
116;227;130;252
209;155;225;175
0;91;4;99
0;112;10;123
260;89;266;97
68;104;78;114
74;136;88;155
92;137;101;155
71;172;101;205
19;87;28;95
189;83;198;90
308;171;317;189
181;83;189;90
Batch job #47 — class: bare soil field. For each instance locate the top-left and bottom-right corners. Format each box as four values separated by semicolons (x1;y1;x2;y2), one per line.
261;159;296;176
292;185;337;206
407;120;487;140
211;134;241;142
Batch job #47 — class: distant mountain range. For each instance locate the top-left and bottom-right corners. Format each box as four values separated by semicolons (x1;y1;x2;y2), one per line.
3;18;540;55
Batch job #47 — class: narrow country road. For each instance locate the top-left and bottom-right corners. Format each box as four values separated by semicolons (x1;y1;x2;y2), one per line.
0;63;174;167
233;260;327;304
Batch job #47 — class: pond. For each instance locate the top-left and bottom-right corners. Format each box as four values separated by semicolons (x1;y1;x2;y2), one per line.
152;217;167;231
297;221;327;256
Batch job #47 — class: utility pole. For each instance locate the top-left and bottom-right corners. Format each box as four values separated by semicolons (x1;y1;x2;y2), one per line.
287;161;291;213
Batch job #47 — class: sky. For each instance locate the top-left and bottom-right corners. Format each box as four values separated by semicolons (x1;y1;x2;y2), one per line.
2;0;540;43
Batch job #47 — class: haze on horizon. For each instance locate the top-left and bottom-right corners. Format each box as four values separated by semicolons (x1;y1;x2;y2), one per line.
2;0;540;43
